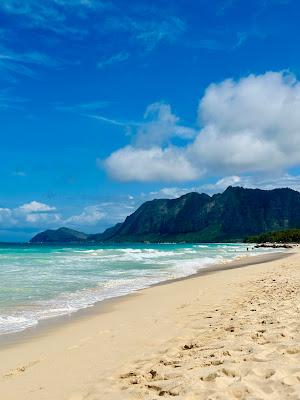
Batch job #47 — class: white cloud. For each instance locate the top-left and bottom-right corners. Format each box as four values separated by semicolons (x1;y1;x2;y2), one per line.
135;102;197;147
24;212;61;224
18;201;56;213
0;201;62;228
104;71;300;182
213;175;241;188
65;201;137;230
0;199;137;233
223;173;300;193
16;201;61;224
103;101;198;182
149;173;300;201
104;146;199;182
149;187;193;199
147;177;242;200
66;205;105;225
192;71;300;173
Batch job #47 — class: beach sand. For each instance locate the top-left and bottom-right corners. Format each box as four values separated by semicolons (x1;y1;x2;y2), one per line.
0;250;299;399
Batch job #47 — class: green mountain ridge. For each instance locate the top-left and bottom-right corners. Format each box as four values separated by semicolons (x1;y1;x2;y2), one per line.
30;186;300;243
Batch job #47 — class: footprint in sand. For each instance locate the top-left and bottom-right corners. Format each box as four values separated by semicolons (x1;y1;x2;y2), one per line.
3;360;40;378
114;269;300;400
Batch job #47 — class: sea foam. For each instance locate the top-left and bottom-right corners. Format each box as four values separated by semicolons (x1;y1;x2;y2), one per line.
0;243;277;335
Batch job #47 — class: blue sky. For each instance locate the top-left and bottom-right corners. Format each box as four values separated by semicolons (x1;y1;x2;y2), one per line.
2;0;300;241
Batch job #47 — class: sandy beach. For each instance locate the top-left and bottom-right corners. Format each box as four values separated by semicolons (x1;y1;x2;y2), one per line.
0;250;299;399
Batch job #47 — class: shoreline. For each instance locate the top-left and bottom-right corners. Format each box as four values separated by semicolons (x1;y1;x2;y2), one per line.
0;250;288;348
0;249;298;400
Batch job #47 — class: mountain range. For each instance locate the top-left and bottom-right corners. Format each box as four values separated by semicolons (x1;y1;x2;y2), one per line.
30;186;300;243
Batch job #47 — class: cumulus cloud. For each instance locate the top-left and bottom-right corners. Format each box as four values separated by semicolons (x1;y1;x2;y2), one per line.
105;146;199;182
0;201;62;229
192;71;300;173
135;102;197;147
24;213;61;224
0;199;138;234
17;201;56;213
104;71;300;182
103;101;198;182
66;205;105;225
14;201;61;224
0;199;138;238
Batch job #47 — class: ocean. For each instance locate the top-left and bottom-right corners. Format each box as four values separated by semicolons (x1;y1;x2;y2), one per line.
0;243;276;336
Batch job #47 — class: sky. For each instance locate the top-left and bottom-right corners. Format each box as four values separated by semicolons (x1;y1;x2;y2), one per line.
2;0;300;241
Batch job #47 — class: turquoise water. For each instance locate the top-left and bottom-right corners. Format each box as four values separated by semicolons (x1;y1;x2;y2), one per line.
0;243;275;335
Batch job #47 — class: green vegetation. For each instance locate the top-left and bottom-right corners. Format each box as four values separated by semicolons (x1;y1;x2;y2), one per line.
244;229;300;243
30;227;88;243
31;187;300;244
